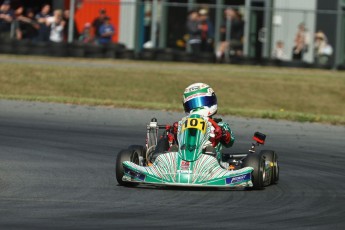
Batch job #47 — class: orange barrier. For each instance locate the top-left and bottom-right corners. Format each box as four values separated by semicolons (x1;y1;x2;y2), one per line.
65;0;120;42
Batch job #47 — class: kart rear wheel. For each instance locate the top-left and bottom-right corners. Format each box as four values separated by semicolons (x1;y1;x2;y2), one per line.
151;136;169;162
115;149;139;187
128;145;145;163
242;154;265;190
259;150;279;184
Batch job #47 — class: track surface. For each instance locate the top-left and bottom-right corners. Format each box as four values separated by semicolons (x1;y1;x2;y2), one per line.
0;100;344;229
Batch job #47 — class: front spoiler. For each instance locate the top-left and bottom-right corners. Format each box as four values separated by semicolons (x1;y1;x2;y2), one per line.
122;152;254;188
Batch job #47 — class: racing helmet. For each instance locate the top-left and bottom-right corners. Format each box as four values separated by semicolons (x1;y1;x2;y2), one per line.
183;83;218;117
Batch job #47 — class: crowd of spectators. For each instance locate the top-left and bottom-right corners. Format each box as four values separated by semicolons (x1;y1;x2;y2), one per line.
184;6;334;65
186;7;244;62
0;1;115;46
91;9;115;45
0;1;335;66
216;7;244;61
272;23;333;65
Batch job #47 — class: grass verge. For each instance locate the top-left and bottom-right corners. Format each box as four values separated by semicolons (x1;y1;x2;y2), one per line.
0;55;344;125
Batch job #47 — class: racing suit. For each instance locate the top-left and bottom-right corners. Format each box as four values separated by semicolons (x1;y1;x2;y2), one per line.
152;116;235;162
207;118;235;163
173;116;235;153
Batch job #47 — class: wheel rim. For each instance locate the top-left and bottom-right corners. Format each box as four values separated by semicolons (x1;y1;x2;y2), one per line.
275;160;279;180
131;152;140;164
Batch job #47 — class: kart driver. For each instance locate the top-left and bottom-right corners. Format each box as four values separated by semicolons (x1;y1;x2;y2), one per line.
180;82;235;149
152;83;235;161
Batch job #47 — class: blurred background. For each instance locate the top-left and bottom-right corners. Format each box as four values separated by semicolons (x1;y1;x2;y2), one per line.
1;0;344;69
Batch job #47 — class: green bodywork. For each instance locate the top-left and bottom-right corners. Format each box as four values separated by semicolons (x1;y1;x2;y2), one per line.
122;114;254;187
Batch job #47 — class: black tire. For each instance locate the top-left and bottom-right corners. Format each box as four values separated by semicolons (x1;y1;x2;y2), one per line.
128;145;145;160
259;150;279;184
115;149;140;186
151;136;169;162
242;154;265;190
155;136;170;153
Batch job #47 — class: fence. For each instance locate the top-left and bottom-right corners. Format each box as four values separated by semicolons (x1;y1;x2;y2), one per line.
0;0;344;69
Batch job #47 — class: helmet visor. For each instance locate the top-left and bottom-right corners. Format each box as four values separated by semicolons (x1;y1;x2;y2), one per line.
184;95;217;113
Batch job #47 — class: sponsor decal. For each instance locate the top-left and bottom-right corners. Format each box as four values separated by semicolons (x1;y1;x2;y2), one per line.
188;86;200;92
124;166;146;181
185;93;208;101
185;84;208;93
226;173;250;184
177;170;192;174
181;160;190;171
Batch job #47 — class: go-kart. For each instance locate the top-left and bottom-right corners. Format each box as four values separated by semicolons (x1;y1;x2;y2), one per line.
116;114;279;189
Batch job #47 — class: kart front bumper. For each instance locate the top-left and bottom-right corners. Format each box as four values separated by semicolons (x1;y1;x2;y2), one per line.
122;152;254;188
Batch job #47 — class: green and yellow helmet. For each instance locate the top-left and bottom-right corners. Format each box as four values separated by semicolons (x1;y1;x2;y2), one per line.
183;83;218;117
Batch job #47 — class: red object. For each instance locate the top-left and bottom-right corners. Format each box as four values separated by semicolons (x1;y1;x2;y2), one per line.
181;160;190;170
208;118;231;146
172;122;178;135
167;133;174;143
65;0;120;42
208;118;222;147
253;136;265;144
223;131;231;144
214;126;223;142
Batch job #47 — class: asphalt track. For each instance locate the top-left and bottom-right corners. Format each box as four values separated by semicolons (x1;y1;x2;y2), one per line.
0;100;344;229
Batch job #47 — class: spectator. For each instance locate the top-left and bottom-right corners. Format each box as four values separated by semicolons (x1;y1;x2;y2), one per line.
21;8;39;41
0;0;14;39
142;0;162;49
292;23;310;60
272;40;287;61
143;0;152;43
186;10;202;56
198;8;214;53
14;6;39;41
216;8;244;62
314;30;333;65
13;6;38;40
292;33;304;60
46;9;65;43
98;16;114;45
63;9;78;41
13;5;25;40
92;8;107;41
35;4;52;42
78;22;94;44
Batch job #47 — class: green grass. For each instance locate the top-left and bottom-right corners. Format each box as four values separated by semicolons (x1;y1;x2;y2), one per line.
0;55;344;125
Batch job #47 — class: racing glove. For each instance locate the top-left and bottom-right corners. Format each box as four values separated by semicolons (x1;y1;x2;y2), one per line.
221;129;231;144
209;118;231;146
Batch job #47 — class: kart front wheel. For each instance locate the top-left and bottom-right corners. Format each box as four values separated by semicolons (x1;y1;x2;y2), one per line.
242;154;265;190
115;149;139;187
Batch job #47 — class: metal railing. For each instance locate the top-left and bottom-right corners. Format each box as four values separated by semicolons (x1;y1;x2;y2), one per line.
0;1;344;69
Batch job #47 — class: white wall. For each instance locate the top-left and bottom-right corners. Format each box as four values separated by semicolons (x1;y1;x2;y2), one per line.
119;0;137;49
272;0;317;62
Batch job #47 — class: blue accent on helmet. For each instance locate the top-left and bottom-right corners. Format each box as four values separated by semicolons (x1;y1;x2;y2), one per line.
183;93;217;113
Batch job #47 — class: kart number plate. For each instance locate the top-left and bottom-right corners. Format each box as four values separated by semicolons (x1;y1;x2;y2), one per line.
182;118;206;133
